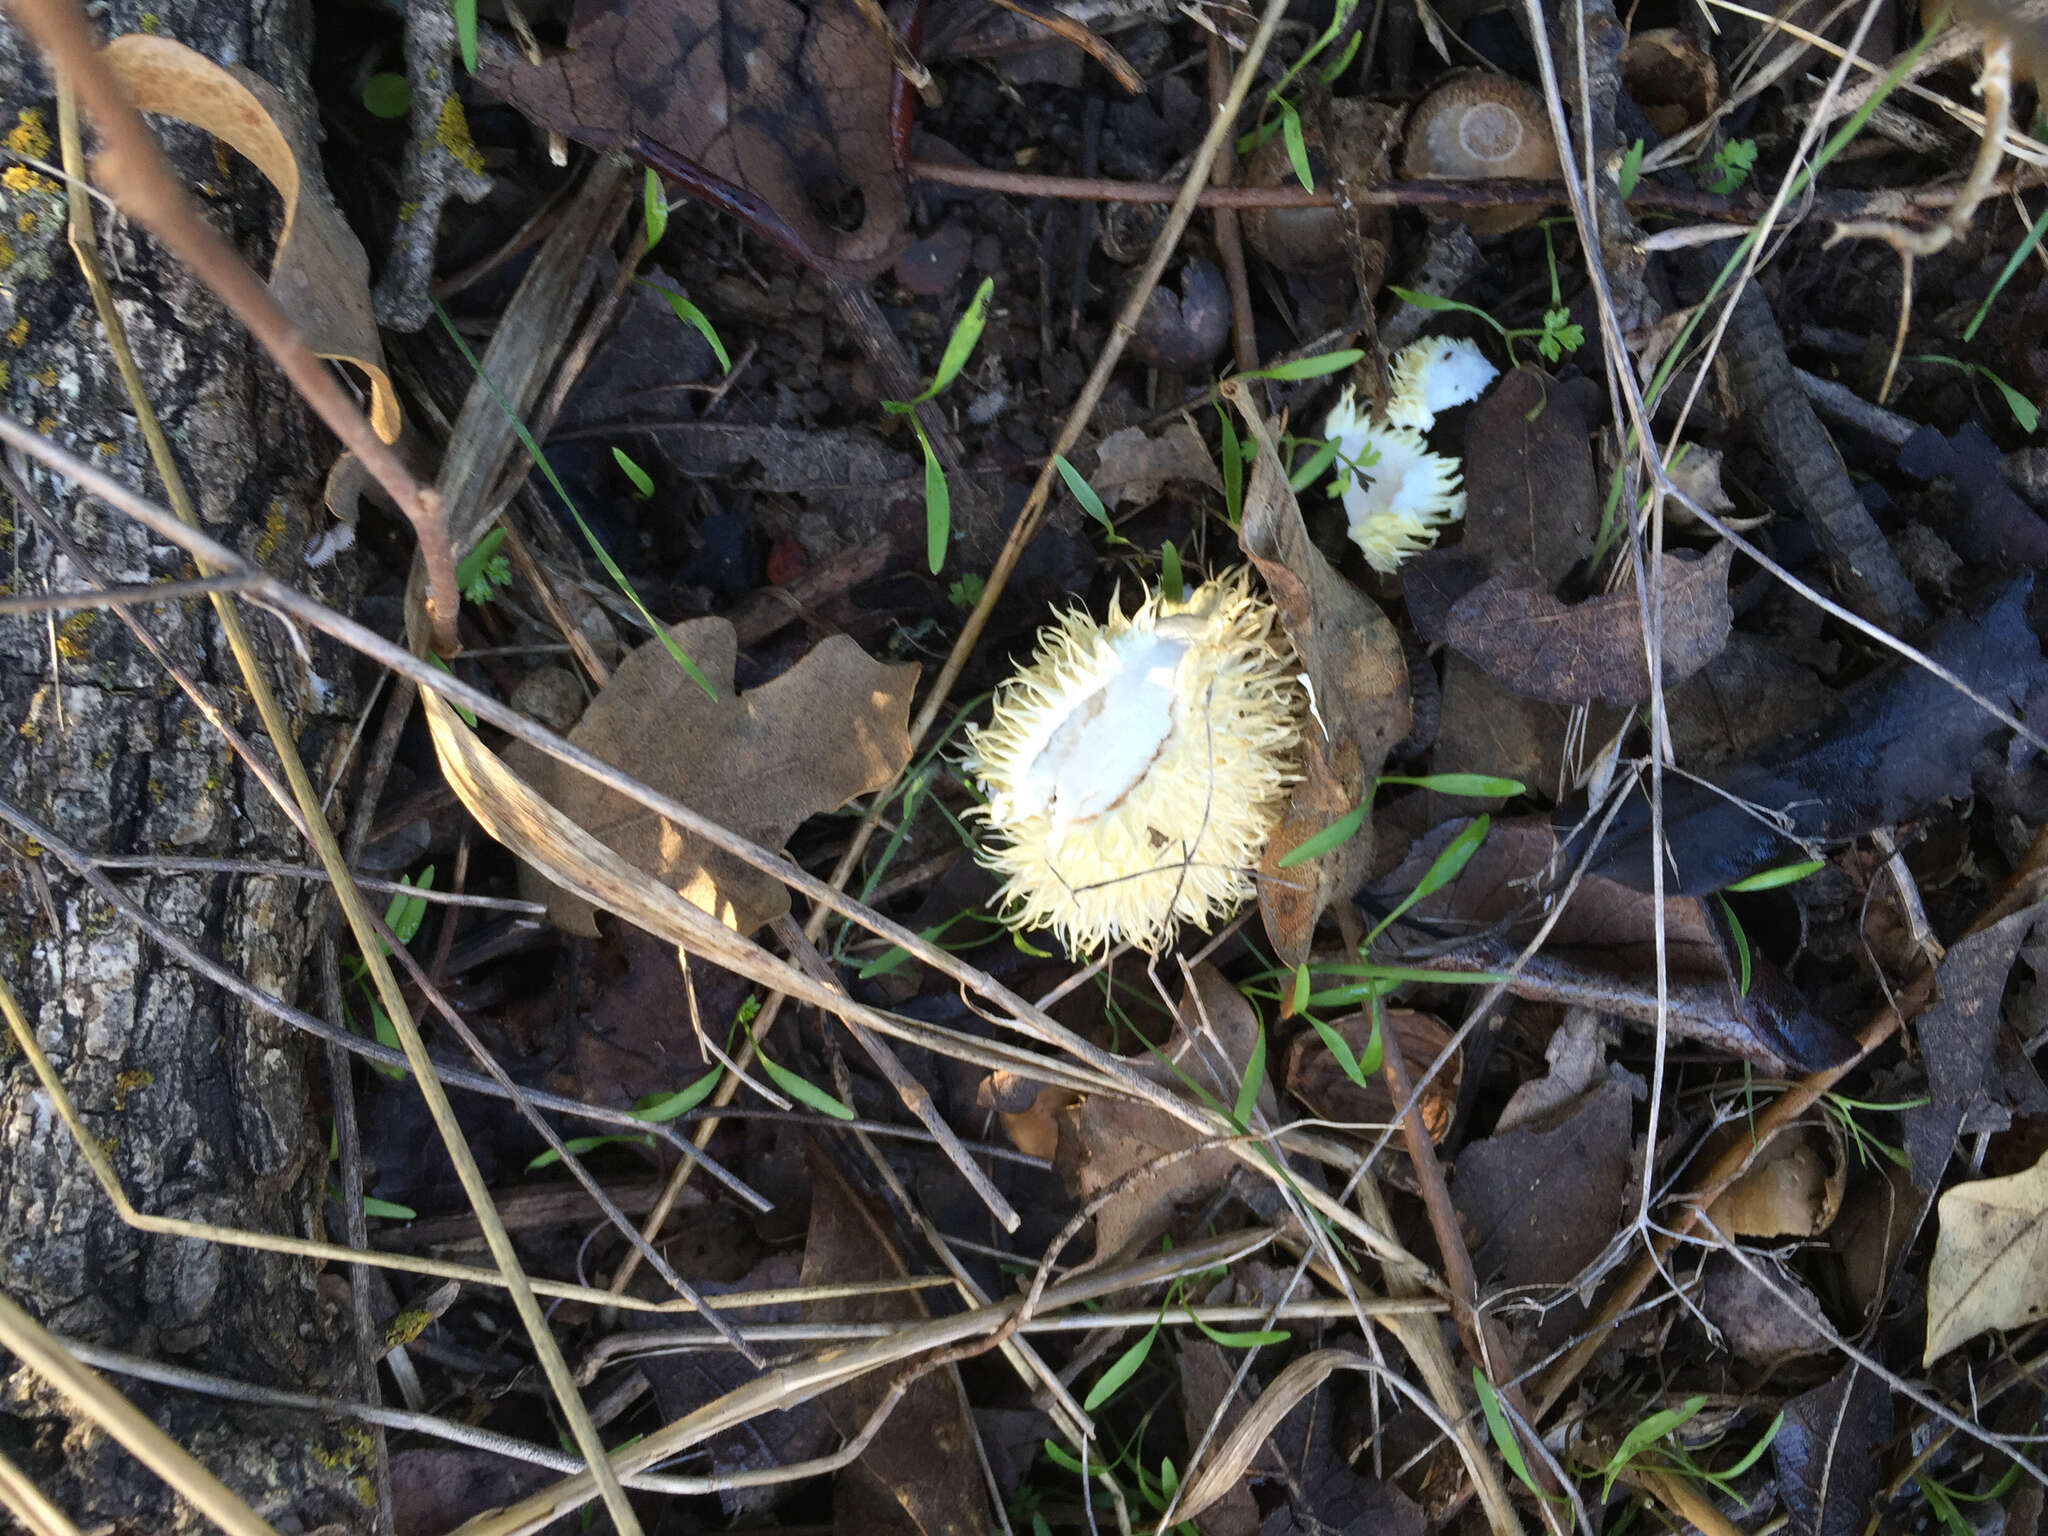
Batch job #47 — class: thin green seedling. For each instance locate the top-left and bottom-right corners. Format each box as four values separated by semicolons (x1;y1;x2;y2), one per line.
611;446;655;499
1725;858;1825;892
430;299;716;699
1716;894;1753;997
1918;1453;2025;1536
455;0;476;71
1537;222;1586;363
883;276;996;572
1389;287;1577;367
1603;1409;1782;1507
1237;0;1361;157
743;1021;855;1120
628;1065;725;1123
1818;1089;1926;1168
1361;815;1490;950
1160;539;1183;603
527;1131;654;1172
1592;17;1947;560
1233;350;1362;384
641;278;733;373
1616;137;1646;199
1217;403;1246;527
428;654;478;727
457;527;513;604
1053;453;1128;544
948;573;985;609
856;909;1006;980
1705;136;1758;195
357;1192;416;1221
1278;771;1524;869
641;167;668;247
1472;1368;1550;1501
1964;197;2048;342
1913;353;2040;433
1597;1396;1706;1499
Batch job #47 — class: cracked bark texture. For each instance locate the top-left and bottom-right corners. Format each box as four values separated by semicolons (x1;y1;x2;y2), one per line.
0;0;373;1527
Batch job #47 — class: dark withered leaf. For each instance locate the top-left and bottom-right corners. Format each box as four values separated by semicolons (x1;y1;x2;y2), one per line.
1897;422;2048;566
1774;1366;1891;1536
1444;547;1734;707
1564;578;2048;894
1458;367;1600;584
475;0;907;277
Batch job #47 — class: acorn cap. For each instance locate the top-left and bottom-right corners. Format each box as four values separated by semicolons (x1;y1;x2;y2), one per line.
1400;72;1561;232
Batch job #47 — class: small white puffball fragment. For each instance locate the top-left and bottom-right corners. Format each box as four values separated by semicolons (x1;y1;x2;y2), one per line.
1323;388;1467;574
965;571;1304;956
1384;336;1500;430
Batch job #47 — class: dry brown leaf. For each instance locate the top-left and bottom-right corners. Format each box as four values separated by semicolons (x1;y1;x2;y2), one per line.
103;35;400;443
800;1147;992;1535
504;620;916;937
477;0;906;277
1709;1116;1846;1239
1055;964;1278;1260
1090;422;1224;509
1458;367;1598;583
1223;380;1411;966
1925;1145;2048;1363
1445;546;1735;707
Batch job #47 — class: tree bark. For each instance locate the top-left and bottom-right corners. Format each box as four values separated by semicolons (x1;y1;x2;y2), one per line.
0;0;371;1527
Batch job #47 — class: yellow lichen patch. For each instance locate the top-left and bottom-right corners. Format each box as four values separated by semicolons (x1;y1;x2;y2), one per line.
435;96;486;177
4;318;27;347
111;1069;153;1110
383;1308;433;1349
16;211;38;236
96;441;117;458
4;109;50;163
55;611;95;661
1;166;57;197
28;367;55;389
138;11;162;31
0;234;17;272
33;415;55;435
253;503;289;562
0;362;10;391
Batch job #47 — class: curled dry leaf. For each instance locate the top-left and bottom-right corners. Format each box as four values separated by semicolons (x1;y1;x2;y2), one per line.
477;0;907;277
1222;379;1411;966
504;620;916;937
1055;964;1279;1260
103;35;401;444
1089;422;1223;510
1706;1114;1847;1239
1925;1144;2048;1363
1284;1009;1459;1141
1773;1365;1891;1536
1444;545;1736;708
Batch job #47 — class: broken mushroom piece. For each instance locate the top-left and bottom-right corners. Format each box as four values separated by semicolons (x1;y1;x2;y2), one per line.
1241;99;1400;280
1384;335;1499;430
1324;387;1467;573
1400;72;1561;233
966;571;1305;956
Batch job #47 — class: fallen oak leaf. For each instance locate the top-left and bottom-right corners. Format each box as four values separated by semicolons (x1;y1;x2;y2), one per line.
1444;545;1735;708
504;619;916;937
103;35;401;444
1925;1144;2048;1364
475;0;908;278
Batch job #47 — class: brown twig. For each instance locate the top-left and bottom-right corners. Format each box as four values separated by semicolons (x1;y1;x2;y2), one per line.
906;157;1761;217
1208;33;1260;375
9;0;463;655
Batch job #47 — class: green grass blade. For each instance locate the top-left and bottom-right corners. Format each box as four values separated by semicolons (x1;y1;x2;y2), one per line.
1379;773;1526;797
1276;800;1366;867
641;281;732;373
630;1066;723;1122
1472;1368;1542;1497
642;167;668;246
1724;858;1823;892
1218;405;1244;527
918;277;996;402
611;446;654;499
1233;1023;1266;1129
1305;1012;1365;1087
1084;1321;1160;1411
915;418;950;572
362;1195;417;1220
1054;452;1118;537
455;0;477;71
1238;349;1363;382
1160;539;1182;603
1280;99;1313;191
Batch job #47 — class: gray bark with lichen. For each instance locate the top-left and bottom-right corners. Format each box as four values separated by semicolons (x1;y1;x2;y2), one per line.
0;0;372;1527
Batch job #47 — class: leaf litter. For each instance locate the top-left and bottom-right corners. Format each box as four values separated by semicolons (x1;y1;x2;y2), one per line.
62;1;2048;1532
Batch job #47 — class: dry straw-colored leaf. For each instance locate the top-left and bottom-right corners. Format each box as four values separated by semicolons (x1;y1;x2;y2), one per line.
1925;1145;2048;1364
1222;380;1410;966
103;34;401;443
504;619;916;937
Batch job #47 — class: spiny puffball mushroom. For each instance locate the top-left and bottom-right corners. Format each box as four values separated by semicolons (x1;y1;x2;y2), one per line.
1325;336;1497;571
966;570;1305;956
1400;72;1561;233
